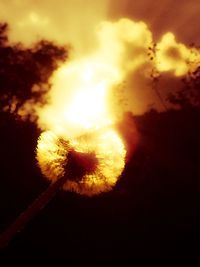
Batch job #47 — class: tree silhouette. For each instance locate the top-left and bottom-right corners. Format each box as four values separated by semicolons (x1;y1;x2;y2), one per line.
147;41;200;110
0;23;69;115
167;64;200;109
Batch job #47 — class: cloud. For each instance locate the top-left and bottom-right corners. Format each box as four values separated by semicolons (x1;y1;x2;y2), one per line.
0;0;109;54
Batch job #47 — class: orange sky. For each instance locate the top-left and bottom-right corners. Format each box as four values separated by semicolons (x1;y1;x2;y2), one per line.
1;0;200;115
1;0;199;47
110;0;200;45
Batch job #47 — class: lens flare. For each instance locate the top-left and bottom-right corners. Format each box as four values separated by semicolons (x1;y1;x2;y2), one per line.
36;58;121;139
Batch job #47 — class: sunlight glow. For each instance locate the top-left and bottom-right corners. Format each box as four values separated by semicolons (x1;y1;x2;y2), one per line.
19;18;200;196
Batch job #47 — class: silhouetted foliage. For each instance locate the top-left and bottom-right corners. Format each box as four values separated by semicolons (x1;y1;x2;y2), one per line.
147;43;169;111
0;22;69;114
167;64;200;109
148;41;200;110
0;23;8;45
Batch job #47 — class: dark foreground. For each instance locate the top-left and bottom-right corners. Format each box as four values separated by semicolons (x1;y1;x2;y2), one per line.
0;108;200;264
